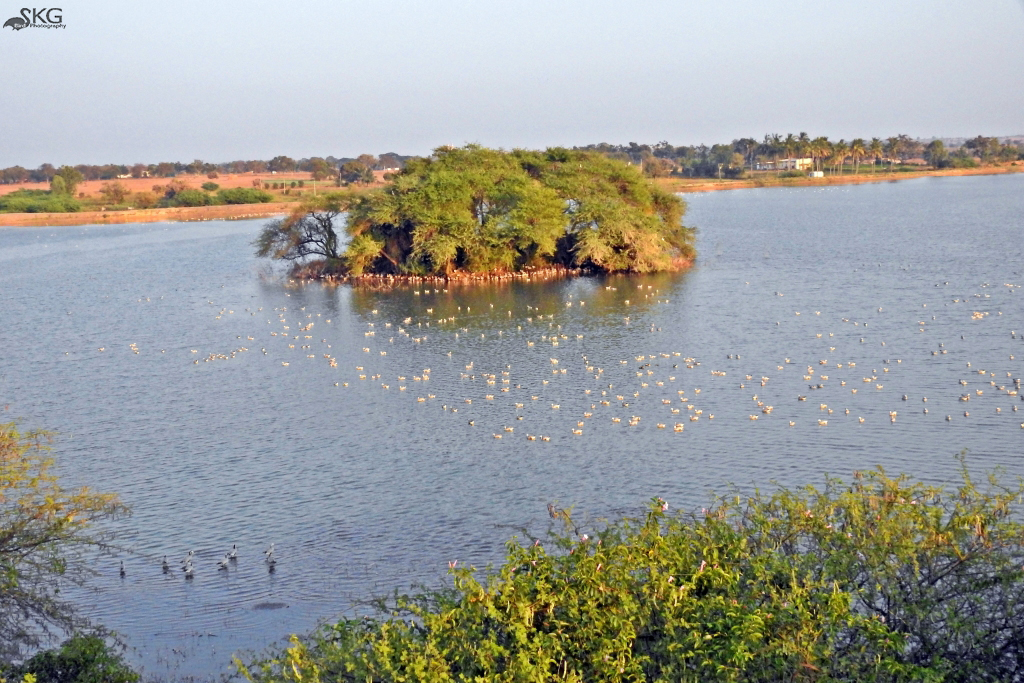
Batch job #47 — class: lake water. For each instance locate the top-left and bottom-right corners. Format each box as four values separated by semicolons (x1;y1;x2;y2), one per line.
1;173;1022;680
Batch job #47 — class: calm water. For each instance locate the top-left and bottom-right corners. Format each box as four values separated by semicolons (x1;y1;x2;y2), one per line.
1;174;1022;679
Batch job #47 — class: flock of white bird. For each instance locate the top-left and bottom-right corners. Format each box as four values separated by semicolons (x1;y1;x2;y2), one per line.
178;279;1022;441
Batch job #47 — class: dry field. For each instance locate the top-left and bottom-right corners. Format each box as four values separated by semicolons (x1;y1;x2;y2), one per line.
0;171;318;198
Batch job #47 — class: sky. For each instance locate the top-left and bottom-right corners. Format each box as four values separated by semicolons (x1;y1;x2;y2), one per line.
1;0;1023;167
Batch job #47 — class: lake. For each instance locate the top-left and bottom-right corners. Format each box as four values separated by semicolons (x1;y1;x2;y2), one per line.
1;173;1022;679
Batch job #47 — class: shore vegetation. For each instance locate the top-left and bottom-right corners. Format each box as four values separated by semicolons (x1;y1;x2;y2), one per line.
240;464;1024;683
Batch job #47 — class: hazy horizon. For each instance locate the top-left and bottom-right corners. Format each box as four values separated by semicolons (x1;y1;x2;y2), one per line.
2;0;1023;168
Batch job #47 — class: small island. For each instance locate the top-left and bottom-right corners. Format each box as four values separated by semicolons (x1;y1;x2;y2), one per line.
254;145;696;281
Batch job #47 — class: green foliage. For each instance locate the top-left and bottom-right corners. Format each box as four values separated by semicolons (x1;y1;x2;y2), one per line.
10;635;138;683
98;182;128;204
1;423;129;660
240;466;1024;682
201;181;220;192
218;188;274;204
265;145;693;277
168;188;211;207
0;190;80;214
51;167;83;197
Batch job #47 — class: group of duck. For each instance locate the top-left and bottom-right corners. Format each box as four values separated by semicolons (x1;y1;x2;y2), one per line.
120;543;277;579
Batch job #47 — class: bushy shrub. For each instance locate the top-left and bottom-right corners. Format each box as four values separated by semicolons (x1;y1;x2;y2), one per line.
950;155;979;169
217;188;274;204
169;189;211;207
13;634;138;683
240;465;1024;683
779;170;807;178
131;192;156;209
0;190;81;213
201;182;220;192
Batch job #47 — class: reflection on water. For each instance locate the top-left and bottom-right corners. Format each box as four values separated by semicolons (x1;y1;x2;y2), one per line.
1;174;1022;680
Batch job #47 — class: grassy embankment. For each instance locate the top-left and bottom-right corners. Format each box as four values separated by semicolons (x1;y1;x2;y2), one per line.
1;163;1020;228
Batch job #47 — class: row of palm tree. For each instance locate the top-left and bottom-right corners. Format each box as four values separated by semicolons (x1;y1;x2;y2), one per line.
745;133;918;175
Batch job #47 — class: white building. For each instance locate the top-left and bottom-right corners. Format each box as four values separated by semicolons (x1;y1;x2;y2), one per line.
756;157;814;171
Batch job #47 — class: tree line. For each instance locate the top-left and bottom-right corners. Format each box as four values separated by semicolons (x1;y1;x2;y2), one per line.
581;133;1024;179
0;153;414;186
4;134;1019;188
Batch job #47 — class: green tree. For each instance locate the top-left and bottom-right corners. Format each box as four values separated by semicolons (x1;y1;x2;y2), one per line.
48;176;66;196
308;158;334;181
832;139;849;175
201;181;220;192
1;423;128;660
849;138;866;175
885;136;900;171
98;182;129;204
51;167;83;196
268;156;297;173
924;140;948;168
868;137;884;173
337;161;373;186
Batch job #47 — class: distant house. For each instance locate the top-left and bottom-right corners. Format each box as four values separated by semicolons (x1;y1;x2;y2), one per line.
756;157;813;171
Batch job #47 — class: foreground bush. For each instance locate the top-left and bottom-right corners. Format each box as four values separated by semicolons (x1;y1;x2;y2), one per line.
1;423;128;660
3;635;138;683
240;465;1024;682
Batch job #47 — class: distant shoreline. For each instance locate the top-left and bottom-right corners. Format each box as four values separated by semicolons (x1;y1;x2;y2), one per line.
656;164;1021;194
0;165;1018;228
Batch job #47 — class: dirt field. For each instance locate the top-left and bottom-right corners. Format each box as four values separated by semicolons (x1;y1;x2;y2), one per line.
0;202;292;227
0;171;318;198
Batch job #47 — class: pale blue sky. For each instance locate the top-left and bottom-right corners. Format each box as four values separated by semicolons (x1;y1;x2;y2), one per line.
2;0;1023;167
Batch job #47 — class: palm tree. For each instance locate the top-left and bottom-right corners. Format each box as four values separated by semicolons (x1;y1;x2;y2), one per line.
885;137;900;172
849;139;866;175
868;138;883;173
832;140;849;175
763;134;782;174
782;134;797;168
811;137;832;173
796;132;810;164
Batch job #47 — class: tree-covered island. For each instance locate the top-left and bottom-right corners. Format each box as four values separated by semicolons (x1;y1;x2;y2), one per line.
254;145;695;280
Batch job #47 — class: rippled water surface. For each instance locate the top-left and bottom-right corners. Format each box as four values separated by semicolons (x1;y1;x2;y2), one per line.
2;174;1022;679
